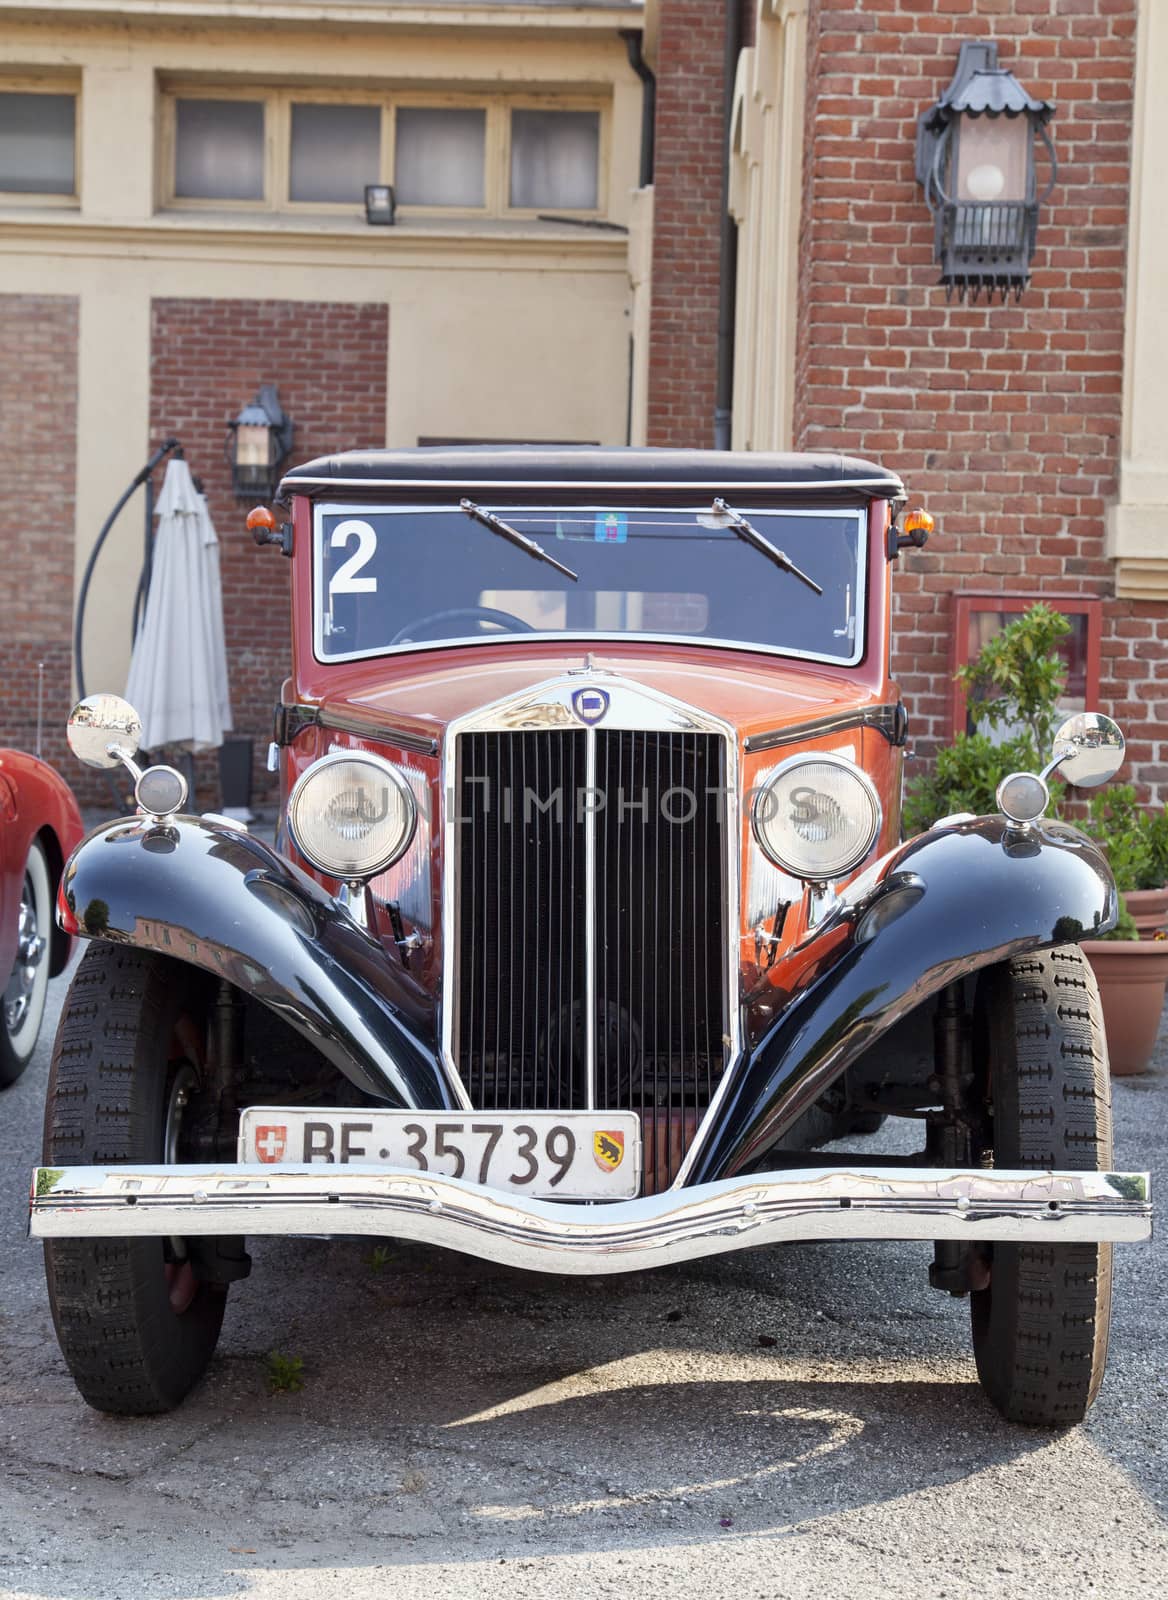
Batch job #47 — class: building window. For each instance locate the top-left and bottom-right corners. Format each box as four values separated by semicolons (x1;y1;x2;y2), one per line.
174;98;264;201
161;86;605;219
290;102;381;204
949;593;1102;739
510;109;600;210
0;88;76;197
395;108;487;208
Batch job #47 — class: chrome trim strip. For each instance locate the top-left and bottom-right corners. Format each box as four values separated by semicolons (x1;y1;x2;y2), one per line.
316;708;439;756
309;502;868;671
745;703;905;754
276;703;439;756
30;1164;1151;1273
583;725;597;1111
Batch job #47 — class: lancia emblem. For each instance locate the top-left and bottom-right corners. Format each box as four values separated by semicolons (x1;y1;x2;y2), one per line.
593;1129;626;1173
571;688;609;725
255;1125;287;1163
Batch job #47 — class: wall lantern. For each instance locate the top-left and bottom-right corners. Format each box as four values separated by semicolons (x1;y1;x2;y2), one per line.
915;41;1056;303
364;183;396;225
225;383;294;501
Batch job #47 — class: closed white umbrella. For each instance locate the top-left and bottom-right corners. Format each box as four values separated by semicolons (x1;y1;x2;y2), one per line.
125;456;233;752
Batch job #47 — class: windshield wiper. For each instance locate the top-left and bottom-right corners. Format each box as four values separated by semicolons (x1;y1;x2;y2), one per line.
459;499;578;583
710;498;823;595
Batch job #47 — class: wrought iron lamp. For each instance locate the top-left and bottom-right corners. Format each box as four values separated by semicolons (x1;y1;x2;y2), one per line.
916;41;1056;302
226;383;294;501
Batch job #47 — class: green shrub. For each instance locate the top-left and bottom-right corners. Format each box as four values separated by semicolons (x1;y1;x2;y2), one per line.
904;603;1071;835
1078;784;1167;892
955;602;1071;760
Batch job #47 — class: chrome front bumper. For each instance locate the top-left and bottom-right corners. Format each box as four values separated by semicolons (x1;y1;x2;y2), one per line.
30;1164;1151;1275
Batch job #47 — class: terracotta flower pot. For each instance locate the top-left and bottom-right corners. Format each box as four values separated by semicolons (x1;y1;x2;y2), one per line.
1125;885;1168;939
1082;937;1168;1076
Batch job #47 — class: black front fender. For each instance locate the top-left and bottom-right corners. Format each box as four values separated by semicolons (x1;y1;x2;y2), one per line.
691;816;1117;1184
57;816;455;1108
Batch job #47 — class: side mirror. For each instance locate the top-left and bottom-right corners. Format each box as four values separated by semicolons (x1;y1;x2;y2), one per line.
1044;711;1125;789
67;694;143;771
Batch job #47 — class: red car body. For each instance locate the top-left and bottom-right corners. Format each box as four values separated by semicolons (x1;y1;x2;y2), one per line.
0;749;83;985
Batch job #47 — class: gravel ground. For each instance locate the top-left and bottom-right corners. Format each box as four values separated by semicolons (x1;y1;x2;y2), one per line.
1;960;1165;1600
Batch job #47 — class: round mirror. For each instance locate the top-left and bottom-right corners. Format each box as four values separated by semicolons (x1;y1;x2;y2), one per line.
1048;711;1125;789
66;694;143;770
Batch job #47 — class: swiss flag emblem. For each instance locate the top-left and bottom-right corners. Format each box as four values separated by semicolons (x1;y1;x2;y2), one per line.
255;1125;287;1163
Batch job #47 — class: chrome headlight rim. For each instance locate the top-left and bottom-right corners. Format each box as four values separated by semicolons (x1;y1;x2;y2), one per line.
996;769;1050;825
287;750;418;881
751;751;883;883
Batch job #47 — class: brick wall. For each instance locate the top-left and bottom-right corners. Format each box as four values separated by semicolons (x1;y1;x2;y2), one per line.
792;2;1152;792
645;0;730;447
149;298;388;805
0;294;79;787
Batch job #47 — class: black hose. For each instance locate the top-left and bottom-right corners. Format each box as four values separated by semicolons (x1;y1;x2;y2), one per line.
74;437;181;700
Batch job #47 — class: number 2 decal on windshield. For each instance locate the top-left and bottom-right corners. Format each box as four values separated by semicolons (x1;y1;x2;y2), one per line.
329;519;378;597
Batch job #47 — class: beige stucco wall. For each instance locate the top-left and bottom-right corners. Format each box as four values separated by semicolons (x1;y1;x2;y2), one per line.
0;4;643;692
727;0;807;454
1106;0;1168;600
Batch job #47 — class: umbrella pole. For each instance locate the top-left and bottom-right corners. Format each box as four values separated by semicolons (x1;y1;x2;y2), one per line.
73;437;181;812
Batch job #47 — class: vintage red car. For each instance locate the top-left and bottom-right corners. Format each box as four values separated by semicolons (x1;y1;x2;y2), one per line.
32;448;1150;1425
0;748;82;1083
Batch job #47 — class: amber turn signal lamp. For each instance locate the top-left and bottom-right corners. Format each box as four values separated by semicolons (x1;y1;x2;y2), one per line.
247;505;292;555
889;506;934;559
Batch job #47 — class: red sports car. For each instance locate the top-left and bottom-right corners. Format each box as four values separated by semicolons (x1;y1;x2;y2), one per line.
0;749;83;1084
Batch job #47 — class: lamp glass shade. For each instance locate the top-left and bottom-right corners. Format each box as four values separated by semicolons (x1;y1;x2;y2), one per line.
954;114;1030;204
235;421;271;469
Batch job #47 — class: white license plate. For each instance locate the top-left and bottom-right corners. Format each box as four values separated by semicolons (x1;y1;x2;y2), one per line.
238;1108;642;1199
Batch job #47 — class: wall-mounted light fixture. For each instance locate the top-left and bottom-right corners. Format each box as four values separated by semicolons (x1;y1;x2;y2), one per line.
225;383;294;501
364;183;396;226
916;41;1056;302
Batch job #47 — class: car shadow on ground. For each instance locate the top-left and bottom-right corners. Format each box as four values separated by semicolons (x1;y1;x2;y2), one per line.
3;1232;1067;1598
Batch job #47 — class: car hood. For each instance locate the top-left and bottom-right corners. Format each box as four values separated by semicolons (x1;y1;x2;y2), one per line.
310;645;892;749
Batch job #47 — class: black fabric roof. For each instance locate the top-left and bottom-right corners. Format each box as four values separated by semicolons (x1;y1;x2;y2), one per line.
281;445;903;498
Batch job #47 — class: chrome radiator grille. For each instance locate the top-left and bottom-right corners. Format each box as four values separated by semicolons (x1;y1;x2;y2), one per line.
453;727;728;1184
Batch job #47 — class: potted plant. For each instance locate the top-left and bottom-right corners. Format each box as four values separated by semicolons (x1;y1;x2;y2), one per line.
1130;805;1168;936
904;602;1168;1074
1080;907;1168;1076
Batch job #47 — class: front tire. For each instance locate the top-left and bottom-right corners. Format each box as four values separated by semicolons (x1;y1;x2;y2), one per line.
970;945;1113;1427
42;944;229;1415
1;838;52;1086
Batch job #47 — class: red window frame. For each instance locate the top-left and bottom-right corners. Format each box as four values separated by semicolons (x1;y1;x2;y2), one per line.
948;592;1103;739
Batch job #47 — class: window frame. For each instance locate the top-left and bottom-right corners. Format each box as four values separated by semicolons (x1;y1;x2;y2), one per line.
503;95;608;219
160;85;273;211
947;591;1103;739
159;81;609;221
0;75;81;208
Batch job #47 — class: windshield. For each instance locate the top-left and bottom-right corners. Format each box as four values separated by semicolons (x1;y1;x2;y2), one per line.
313;503;867;665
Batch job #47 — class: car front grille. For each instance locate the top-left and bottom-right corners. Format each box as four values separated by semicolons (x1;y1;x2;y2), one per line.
453;727;728;1188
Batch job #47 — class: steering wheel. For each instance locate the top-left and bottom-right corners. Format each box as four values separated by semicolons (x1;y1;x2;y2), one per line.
388;606;538;647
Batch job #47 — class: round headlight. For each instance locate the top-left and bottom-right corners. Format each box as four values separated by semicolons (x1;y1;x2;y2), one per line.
134;763;188;818
287;752;417;880
996;770;1049;824
752;754;882;882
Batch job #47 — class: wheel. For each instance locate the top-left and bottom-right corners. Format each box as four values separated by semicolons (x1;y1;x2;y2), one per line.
42;944;231;1415
1;838;52;1086
970;944;1113;1427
